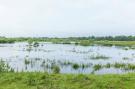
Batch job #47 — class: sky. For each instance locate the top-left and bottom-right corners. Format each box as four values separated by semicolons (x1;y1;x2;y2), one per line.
0;0;135;37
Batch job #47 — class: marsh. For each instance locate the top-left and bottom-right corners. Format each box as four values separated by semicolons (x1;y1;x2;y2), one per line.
0;42;135;74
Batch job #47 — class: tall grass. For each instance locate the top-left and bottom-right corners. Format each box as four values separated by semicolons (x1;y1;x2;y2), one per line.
0;60;14;72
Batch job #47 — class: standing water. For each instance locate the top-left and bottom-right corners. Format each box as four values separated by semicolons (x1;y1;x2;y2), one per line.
0;42;135;74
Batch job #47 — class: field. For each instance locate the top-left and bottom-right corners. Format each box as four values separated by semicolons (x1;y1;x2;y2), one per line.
0;72;135;89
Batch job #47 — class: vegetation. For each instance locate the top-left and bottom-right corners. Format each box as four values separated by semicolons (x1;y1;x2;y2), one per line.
52;65;60;74
0;72;135;89
0;60;135;89
0;36;135;47
95;41;135;46
0;60;14;72
110;63;135;70
0;37;15;43
79;40;93;46
93;64;102;71
24;59;31;65
72;63;80;70
90;54;110;60
92;63;135;71
0;36;135;88
33;42;39;47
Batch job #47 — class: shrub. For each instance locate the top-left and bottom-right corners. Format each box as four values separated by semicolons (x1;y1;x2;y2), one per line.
52;65;60;74
72;63;80;70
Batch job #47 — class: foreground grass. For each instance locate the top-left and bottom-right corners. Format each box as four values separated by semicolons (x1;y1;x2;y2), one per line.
0;73;135;89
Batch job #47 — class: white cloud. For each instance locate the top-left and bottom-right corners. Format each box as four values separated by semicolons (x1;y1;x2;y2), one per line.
0;0;135;37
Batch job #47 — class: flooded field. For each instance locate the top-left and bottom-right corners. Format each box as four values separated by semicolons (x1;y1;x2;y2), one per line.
0;42;135;74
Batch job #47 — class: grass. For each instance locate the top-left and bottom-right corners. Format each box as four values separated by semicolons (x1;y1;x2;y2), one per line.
62;41;71;44
104;63;111;68
1;37;135;47
111;63;135;70
24;59;31;65
95;41;135;46
92;63;135;71
123;57;130;60
90;54;110;60
0;72;135;89
93;64;102;71
0;38;15;43
1;60;135;89
78;40;93;46
72;63;80;70
0;60;14;72
114;63;126;69
33;42;39;47
127;64;135;70
52;65;60;74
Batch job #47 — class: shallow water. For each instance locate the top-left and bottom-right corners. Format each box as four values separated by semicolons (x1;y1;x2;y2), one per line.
0;42;135;74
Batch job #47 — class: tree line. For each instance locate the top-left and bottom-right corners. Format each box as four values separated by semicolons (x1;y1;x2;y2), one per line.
0;35;135;43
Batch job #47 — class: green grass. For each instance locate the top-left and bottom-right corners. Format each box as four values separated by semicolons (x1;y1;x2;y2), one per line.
93;63;135;71
90;55;110;60
95;41;135;46
24;59;31;65
51;65;60;74
0;72;135;89
0;37;135;47
78;40;93;46
93;64;102;71
0;38;15;43
72;63;80;70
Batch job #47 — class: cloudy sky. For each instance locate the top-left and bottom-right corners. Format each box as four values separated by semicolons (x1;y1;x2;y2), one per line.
0;0;135;37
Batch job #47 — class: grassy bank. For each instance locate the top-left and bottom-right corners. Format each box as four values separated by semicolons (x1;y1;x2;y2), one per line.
95;41;135;46
0;37;135;47
0;72;135;89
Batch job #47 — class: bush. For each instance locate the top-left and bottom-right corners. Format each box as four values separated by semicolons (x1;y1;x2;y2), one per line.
52;65;60;74
72;63;80;70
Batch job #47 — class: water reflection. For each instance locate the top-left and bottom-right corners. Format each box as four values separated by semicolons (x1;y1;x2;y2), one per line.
0;42;135;74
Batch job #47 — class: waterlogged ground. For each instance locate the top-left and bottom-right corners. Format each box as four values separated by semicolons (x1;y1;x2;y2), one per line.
0;42;135;74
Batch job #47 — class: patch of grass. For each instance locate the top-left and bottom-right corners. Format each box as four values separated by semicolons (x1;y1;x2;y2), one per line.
24;59;30;65
62;41;71;44
123;47;129;50
114;63;126;69
130;46;135;49
0;60;14;72
52;65;60;74
60;61;73;66
127;64;135;70
0;38;15;43
79;40;93;46
113;63;135;70
95;41;135;46
90;54;110;60
93;64;102;71
1;72;135;89
72;63;80;70
123;57;130;60
104;63;111;68
103;63;135;71
81;64;91;69
33;42;39;47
